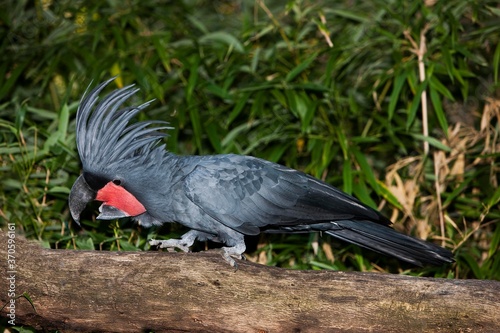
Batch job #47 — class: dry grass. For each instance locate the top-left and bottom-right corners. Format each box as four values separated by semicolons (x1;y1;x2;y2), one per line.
385;96;500;274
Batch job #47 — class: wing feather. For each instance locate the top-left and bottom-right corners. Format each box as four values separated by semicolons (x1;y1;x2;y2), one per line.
184;155;390;235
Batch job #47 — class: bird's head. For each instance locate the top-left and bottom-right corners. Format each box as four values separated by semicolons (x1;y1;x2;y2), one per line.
69;78;170;226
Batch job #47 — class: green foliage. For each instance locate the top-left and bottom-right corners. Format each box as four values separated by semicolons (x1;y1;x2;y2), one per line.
0;0;499;279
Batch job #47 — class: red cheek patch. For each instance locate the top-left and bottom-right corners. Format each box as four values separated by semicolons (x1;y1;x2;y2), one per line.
96;182;146;217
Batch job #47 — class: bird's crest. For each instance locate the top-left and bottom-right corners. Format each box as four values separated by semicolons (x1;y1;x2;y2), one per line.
76;78;171;173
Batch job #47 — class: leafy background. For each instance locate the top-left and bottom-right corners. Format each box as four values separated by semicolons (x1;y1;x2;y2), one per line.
1;0;499;280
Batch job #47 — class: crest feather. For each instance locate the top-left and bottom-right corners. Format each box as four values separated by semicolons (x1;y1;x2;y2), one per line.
76;78;170;173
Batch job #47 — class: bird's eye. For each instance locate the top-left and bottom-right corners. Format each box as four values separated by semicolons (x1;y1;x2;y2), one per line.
113;179;122;186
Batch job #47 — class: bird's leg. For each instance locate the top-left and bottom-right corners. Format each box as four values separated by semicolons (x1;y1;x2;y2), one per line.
149;230;200;252
150;229;247;267
221;240;246;268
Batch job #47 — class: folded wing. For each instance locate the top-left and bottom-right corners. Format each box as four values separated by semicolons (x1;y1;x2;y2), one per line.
184;155;391;235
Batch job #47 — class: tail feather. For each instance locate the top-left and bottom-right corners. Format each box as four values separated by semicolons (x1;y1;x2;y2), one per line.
326;220;454;266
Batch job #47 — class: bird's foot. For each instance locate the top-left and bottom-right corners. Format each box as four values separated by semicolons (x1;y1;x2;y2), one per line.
149;239;191;252
221;243;246;268
149;230;198;253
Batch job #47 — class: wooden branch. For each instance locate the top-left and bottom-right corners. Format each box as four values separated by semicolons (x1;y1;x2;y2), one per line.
1;230;499;333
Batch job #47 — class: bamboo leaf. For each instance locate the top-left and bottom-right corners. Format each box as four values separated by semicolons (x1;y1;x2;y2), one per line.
204;121;222;153
58;103;69;142
0;61;29;101
494;41;500;85
442;177;473;207
352;177;377;209
406;80;427;130
206;83;231;100
187;14;209;34
429;76;454;100
299;93;317;133
152;35;172;72
324;8;369;22
352;147;380;194
227;92;250;127
265;143;290;163
199;31;245;53
429;85;449;136
285;52;319;82
388;70;406;120
21;292;37;313
487;186;500;209
488;225;500;259
188;105;202;152
411;134;451;152
336;129;349;160
486;5;500;16
76;237;95;250
342;158;353;195
110;63;123;88
376;180;403;210
221;120;262;149
251;47;261;73
441;46;455;81
460;253;483;279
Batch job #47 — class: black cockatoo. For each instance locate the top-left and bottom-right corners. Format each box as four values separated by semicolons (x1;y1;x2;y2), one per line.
69;78;454;267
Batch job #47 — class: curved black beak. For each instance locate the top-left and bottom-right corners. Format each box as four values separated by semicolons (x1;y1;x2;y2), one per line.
69;174;96;226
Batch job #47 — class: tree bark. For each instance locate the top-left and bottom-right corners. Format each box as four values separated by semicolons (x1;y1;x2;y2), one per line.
1;230;498;333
